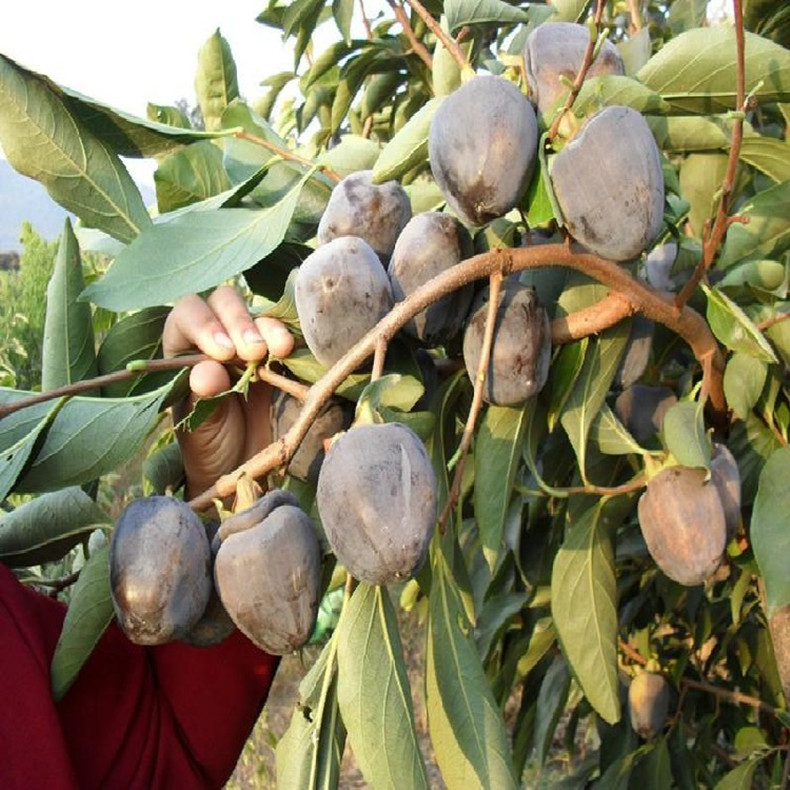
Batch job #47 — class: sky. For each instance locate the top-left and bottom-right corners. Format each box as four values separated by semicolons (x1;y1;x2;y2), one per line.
0;1;299;186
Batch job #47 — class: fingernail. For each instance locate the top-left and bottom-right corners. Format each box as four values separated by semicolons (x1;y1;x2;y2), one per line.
213;331;234;350
244;329;265;345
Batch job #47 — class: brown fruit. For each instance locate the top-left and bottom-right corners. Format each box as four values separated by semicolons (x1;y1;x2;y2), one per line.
637;465;727;586
523;21;625;119
710;442;741;543
628;671;670;739
614;385;677;444
428;75;538;227
316;422;437;585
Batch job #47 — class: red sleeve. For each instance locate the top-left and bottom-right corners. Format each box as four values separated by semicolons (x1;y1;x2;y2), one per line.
0;562;279;790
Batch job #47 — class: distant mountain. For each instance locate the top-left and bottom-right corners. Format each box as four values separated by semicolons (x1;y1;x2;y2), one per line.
0;158;156;253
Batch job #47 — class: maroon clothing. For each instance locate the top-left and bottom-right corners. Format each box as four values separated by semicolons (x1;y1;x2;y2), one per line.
0;562;278;789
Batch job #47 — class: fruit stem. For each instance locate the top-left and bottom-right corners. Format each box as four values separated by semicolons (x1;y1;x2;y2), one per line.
437;270;504;534
673;0;747;310
405;0;468;72
546;0;607;143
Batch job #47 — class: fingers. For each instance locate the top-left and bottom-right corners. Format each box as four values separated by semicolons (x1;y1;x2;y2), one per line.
255;315;295;359
163;293;236;360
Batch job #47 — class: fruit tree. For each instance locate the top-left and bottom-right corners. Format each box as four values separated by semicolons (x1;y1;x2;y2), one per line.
1;0;790;786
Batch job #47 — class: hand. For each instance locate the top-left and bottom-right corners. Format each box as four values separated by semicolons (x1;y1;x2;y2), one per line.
162;286;294;499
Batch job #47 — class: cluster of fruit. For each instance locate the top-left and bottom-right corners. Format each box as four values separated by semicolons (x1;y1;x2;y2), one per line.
107;20;740;663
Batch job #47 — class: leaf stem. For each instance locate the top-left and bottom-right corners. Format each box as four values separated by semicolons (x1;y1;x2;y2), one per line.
674;0;747;309
547;0;607;142
404;0;468;72
234;130;341;182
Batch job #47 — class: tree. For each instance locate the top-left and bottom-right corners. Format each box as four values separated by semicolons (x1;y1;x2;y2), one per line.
0;0;789;786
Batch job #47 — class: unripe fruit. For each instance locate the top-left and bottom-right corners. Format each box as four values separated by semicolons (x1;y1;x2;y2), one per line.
271;391;352;483
524;21;625;118
387;212;474;346
463;277;551;406
295;236;394;367
549;106;665;261
628;671;670;739
316;422;437;585
710;442;741;543
317;170;411;264
429;75;538;227
637;465;727;586
614;385;677;443
109;496;212;645
215;497;322;656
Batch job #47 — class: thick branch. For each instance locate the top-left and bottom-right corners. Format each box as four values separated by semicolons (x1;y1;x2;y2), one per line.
187;244;727;511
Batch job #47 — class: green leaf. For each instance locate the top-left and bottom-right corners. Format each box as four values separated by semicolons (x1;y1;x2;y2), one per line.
648;115;731;153
41;220;97;391
355;374;425;420
703;283;778;362
566;76;670;117
724;353;768;420
713;758;760;790
591;402;645;456
0;54;151;243
474;404;528;568
51;544;114;701
720;179;790;268
667;0;708;34
559;325;629;482
739;136;790;182
15;371;187;493
0;487;110;567
281;348;371;399
426;548;518;789
551;500;621;725
534;654;572;764
0;394;62;502
718;259;788;295
547;338;587;433
679;152;729;237
548;0;591;22
81;170;312;311
373;97;441;185
444;0;529;32
336;584;429;790
751;446;790;616
332;0;354;43
95;307;170;398
637;28;790;113
524;162;556;227
317;134;381;178
195;30;239;131
662;400;710;469
154;140;232;213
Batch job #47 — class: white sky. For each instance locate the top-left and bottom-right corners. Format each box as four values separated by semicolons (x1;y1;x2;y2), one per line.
0;1;298;186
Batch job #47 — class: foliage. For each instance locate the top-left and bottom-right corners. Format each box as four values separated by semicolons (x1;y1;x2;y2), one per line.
1;1;790;788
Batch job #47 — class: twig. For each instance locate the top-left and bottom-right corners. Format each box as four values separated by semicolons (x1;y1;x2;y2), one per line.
358;0;373;39
674;0;747;309
46;570;81;598
757;311;790;332
438;271;503;533
370;335;390;381
187;243;728;512
619;638;648;666
234;130;341;182
387;0;433;70
405;0;468;72
547;0;607;142
681;677;776;716
0;356;310;420
626;0;643;33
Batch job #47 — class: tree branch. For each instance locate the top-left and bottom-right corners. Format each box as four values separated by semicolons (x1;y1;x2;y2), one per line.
387;0;433;70
405;0;468;72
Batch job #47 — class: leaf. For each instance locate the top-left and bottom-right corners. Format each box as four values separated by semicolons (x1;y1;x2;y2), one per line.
15;371;187;493
0;395;62;502
81;170;311;311
713;758;760;790
551;500;621;724
718;259;788;295
444;0;529;32
533;654;571;765
281;348;371;399
647;115;731;153
0;487;111;567
332;0;354;43
567;76;670;117
474;404;528;568
95;307;170;398
667;0;708;34
739;136;790;182
154;140;232;213
41;219;97;391
195;30;239;131
373;97;441;184
0;54;151;243
591;402;645;456
724;353;768;420
317;134;381;178
51;544;114;701
336;584;429;790
637;28;790;113
720;179;790;268
559;325;629;483
662;400;710;469
751;446;790;616
703;283;778;362
355;374;425;420
426;548;518;789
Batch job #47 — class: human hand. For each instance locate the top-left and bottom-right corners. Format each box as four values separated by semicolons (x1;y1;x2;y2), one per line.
162;286;295;499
